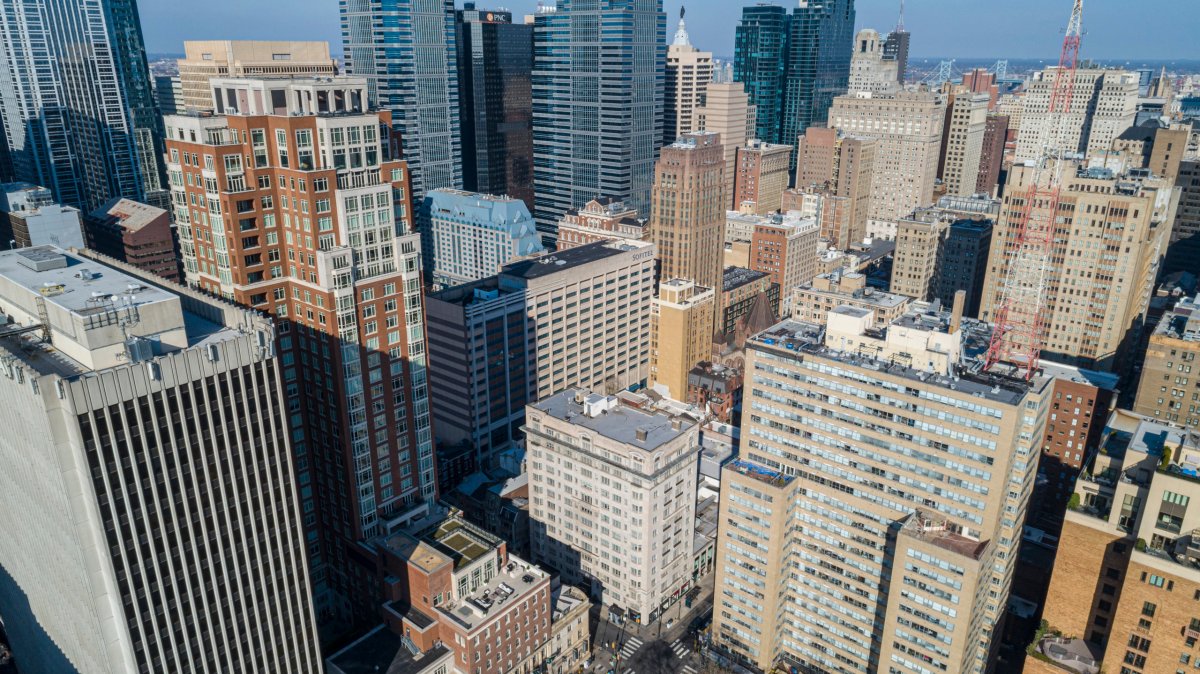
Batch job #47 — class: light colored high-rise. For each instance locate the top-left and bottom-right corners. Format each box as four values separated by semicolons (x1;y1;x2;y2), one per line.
732;140;792;214
0;246;321;674
1014;68;1138;163
423;188;544;289
748;211;819;315
939;89;989;197
342;0;462;195
847;28;899;95
794;127;876;247
891;196;998;306
1133;294;1200;427
980;161;1179;372
165;76;435;623
694;81;756;196
664;8;712;145
829;91;946;237
527;388;701;624
531;0;665;243
177;41;337;112
791;270;911;326
0;182;83;249
650;131;726;293
651;277;714;401
713;304;1052;673
427;239;656;468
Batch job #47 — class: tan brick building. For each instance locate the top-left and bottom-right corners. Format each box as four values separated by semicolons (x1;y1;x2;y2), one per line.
177;41;336;112
693;82;756;200
650;132;726;294
793;127;875;247
651;278;715;401
1134;295;1200;428
732;140;792;214
791;270;910;327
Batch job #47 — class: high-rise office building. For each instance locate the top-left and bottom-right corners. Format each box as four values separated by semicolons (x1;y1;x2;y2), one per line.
847;29;900;95
426;240;656;469
1133;294;1200;428
0;246;321;674
342;0;462;195
423;189;543;289
828;91;946;237
154;75;183;115
1015;68;1138;163
650;132;726;293
455;4;534;209
177;41;337;112
694;82;757;199
0;0;165;211
794;127;876;247
664;8;712;146
733;5;788;145
651;277;715;401
732;140;793;214
0;182;83;250
1165;159;1200;277
164;76;436;627
527;388;702;624
891;198;997;317
713;305;1052;673
939;90;989;197
975;114;1010;196
981;161;1178;373
532;0;665;244
882;27;911;83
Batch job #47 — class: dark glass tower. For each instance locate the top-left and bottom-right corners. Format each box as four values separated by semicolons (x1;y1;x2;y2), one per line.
0;0;166;211
883;29;911;83
733;5;788;145
532;0;666;245
781;0;855;169
455;3;534;209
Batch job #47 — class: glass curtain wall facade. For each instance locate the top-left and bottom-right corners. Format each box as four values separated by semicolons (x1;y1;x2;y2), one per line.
342;0;462;196
455;4;534;210
532;0;665;245
733;5;788;145
0;0;165;211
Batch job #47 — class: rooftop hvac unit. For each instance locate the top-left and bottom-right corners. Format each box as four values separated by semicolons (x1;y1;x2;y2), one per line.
126;337;154;363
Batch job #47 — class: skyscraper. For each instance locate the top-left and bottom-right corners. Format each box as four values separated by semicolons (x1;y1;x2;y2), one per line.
780;0;856;168
650;131;726;293
733;5;788;144
848;28;900;95
938;89;989;197
1014;68;1138;163
342;0;462;195
177;41;337;112
0;246;322;674
0;0;165;211
165;76;437;628
532;0;665;244
664;7;712;146
455;4;534;209
694;81;756;199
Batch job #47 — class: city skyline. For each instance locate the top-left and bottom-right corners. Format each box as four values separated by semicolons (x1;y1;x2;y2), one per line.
138;0;1200;61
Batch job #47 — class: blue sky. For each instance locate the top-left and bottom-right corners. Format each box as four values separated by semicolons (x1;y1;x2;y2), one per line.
139;0;1199;61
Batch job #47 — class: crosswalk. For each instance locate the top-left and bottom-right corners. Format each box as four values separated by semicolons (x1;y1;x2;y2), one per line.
618;636;643;660
682;666;698;674
671;638;691;659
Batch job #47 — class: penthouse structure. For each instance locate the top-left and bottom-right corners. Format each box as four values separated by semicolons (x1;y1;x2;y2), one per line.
423;189;543;289
791;270;910;327
164;76;434;626
555;198;646;250
714;304;1053;672
527;389;702;624
426;240;656;469
0;247;321;673
177;41;338;112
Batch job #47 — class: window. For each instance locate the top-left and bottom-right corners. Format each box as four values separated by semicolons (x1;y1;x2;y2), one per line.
1143;601;1157;618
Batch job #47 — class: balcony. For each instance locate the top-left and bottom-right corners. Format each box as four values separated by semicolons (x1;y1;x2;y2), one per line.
1031;636;1100;674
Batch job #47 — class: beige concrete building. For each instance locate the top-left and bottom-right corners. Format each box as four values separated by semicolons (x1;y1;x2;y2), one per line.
527;389;702;624
792;270;911;326
694;82;756;199
1134;295;1200;428
651;278;715;401
664;12;711;145
1035;411;1200;674
650;132;726;294
847;28;900;95
890;196;999;304
1015;68;1138;163
980;161;1179;372
177;41;337;112
794;127;876;247
828;91;944;237
940;90;990;197
732;140;792;214
713;305;1052;673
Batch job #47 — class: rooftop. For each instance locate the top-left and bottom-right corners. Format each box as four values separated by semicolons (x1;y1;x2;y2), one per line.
440;553;548;631
427;518;500;571
1155;295;1200;341
88;198;167;232
500;240;649;280
900;512;988;561
325;626;453;674
532;388;695;452
725;459;795;488
723;266;770;292
750;318;1035;406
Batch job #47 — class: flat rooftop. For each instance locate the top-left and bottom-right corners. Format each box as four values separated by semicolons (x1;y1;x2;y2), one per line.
751;319;1035;406
723;266;770;292
90;198;166;231
326;626;452;674
501;240;646;280
440;553;548;631
428;518;498;570
900;514;988;561
725;459;795;488
532;388;695;452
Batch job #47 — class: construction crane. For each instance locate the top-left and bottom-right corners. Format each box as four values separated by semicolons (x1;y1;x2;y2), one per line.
982;0;1083;381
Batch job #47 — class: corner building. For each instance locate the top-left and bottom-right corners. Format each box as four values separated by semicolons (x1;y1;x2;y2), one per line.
713;305;1051;673
164;76;436;629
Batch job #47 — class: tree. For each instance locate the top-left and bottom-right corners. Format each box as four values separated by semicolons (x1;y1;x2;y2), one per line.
1161;447;1173;471
1067;493;1080;510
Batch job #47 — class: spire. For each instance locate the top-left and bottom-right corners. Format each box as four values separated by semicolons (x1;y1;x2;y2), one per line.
672;5;691;47
896;0;905;32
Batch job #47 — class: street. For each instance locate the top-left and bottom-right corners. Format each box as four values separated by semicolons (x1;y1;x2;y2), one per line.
589;573;715;674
